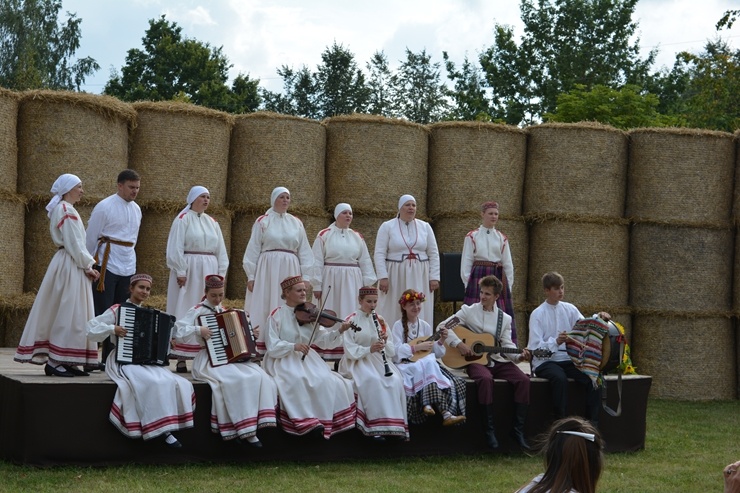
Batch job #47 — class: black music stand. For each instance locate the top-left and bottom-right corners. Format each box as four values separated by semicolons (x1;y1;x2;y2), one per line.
440;252;465;313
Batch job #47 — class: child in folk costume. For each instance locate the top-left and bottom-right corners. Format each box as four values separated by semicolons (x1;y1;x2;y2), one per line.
86;274;194;449
14;174;100;376
308;202;377;362
442;275;531;450
173;275;277;448
391;289;466;426
263;276;356;439
460;201;517;343
339;286;409;441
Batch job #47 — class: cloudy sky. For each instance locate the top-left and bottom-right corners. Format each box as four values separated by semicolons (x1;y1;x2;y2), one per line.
63;0;740;94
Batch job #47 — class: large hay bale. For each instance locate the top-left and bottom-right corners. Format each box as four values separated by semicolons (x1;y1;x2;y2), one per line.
428;122;527;216
17;90;134;201
130;102;233;206
433;217;528;307
227;112;326;211
632;316;736;399
527;220;629;311
0;197;26;297
0;293;36;347
524;123;628;219
627;128;735;226
630;224;732;313
325;115;429;217
0;88;19;194
23;202;94;293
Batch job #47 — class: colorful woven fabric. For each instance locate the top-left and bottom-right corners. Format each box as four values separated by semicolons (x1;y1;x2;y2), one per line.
566;318;609;388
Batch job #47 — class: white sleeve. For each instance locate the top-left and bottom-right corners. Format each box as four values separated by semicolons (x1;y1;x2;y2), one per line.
85;203;104;258
374;221;390;279
357;234;377;287
165;215;188;277
501;233;514;289
460;233;475;288
309;234;325;291
425;222;440;281
214;220;229;277
243;219;263;281
86;306;117;342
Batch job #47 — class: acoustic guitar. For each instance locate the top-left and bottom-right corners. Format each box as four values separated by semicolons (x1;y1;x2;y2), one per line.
406;317;459;362
442;326;553;369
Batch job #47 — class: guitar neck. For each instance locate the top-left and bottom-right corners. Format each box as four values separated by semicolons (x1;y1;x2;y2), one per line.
479;346;522;354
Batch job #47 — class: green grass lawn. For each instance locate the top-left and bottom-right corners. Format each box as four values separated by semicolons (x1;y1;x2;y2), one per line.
1;399;737;493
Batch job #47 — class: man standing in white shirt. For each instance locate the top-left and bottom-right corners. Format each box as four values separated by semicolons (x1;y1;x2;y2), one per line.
86;170;142;365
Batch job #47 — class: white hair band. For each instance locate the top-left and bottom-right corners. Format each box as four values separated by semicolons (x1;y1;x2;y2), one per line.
557;430;595;442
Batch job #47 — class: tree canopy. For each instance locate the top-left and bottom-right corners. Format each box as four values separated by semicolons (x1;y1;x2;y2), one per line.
0;0;99;91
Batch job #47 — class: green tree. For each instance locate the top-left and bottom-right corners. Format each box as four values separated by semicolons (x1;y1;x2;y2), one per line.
314;42;369;117
262;65;318;118
0;0;99;90
545;84;684;129
480;0;655;125
105;16;260;113
443;52;492;121
390;48;449;124
366;51;393;116
716;9;740;30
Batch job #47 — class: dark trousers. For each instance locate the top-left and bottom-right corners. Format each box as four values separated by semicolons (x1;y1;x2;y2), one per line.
92;269;131;316
92;269;131;363
466;361;530;405
534;360;601;422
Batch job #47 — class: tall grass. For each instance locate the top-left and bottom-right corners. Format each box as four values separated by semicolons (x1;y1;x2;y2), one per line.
1;399;737;493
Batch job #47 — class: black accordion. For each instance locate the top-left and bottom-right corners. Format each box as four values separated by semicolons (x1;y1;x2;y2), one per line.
116;303;175;366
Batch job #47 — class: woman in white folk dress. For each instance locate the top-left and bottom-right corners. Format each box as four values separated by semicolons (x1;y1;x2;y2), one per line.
391;289;466;427
86;274;194;449
374;194;440;327
166;185;228;372
14;173;100;377
308;202;376;361
339;286;409;441
262;276;356;439
243;187;313;354
174;274;277;448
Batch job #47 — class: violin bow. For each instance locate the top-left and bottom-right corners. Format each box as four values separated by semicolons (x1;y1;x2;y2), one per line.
302;285;332;361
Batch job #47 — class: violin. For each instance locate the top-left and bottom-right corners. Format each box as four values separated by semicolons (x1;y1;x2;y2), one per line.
294;302;361;332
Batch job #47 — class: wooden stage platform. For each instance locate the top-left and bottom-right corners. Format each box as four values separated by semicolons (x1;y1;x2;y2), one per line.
0;348;652;466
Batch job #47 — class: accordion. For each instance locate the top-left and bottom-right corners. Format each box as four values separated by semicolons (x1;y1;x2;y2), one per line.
199;309;258;367
116;303;175;366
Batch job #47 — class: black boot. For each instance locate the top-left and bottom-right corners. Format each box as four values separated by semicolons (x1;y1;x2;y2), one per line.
481;404;499;449
511;403;530;450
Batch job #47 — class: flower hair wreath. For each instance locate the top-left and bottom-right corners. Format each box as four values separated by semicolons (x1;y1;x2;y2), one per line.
398;291;426;305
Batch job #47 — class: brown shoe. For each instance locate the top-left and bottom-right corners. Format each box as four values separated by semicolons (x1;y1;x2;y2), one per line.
442;415;467;426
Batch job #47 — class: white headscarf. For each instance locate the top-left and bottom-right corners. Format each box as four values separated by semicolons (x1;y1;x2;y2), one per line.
267;186;290;214
178;185;209;217
397;194;416;211
333;202;352;220
46;173;81;218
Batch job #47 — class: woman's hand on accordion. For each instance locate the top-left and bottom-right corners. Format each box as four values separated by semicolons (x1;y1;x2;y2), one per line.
199;326;212;340
114;325;127;338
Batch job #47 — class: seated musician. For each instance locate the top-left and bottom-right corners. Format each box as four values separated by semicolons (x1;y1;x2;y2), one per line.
86;274;194;449
262;275;356;439
440;275;531;450
390;289;466;427
173;274;278;448
338;286;409;441
527;272;610;429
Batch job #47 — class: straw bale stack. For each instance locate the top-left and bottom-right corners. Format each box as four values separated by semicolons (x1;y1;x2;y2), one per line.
527;220;629;312
524;123;628;219
627;128;735;226
325;114;429;218
227;112;326;209
0;293;36;347
0;88;19;194
17;90;134;200
23;202;94;293
632;316;736;399
130;102;233;206
630;224;732;314
0;197;26;297
428;122;527;216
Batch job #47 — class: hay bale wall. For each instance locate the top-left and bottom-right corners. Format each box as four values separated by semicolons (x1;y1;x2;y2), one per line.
525;123;628;218
0;88;19;194
428;122;527;216
325;115;429;217
130;102;233;206
0;198;26;297
17;91;134;201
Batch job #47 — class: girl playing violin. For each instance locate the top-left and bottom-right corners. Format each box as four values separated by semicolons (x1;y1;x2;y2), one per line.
262;276;356;439
173;275;278;448
339;286;409;441
391;289;466;426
